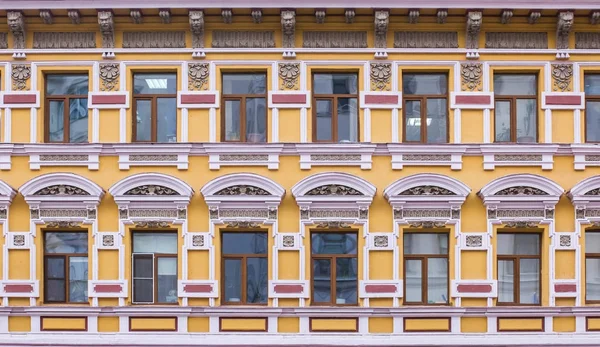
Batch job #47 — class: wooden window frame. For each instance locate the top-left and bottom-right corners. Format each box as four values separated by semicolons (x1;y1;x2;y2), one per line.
585;230;600;304
585;74;600;143
220;231;268;305
310;230;358;306
311;72;360;143
44;74;89;143
402;232;450;306
132;73;177;143
493;73;539;143
402;73;449;144
496;232;542;306
221;72;268;143
43;230;88;304
131;231;178;305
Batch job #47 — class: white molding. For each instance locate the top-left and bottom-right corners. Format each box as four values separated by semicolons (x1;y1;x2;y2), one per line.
24;144;102;170
268;91;311;109
359;91;402;109
109;172;194;209
572;144;600;170
88;280;128;298
541;92;585;110
296;143;376;170
19;172;104;207
87;92;130;109
268;280;309;299
459;232;490;251
387;144;466;170
359;280;404;298
201;173;285;205
480;144;559;171
275;233;301;250
176;91;220;108
450;92;495;109
367;233;395;251
479;173;564;206
0;280;39;298
95;232;121;250
0;91;40;108
553;279;579;298
451;280;498;298
204;144;283;170
177;280;218;298
0;144;13;170
112;144;191;170
292;171;376;202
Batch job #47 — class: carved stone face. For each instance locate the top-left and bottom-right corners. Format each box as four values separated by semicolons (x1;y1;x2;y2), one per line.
374;11;389;33
98;12;113;32
560;12;574;29
467;12;482;32
7;12;22;31
281;11;295;33
189;11;204;30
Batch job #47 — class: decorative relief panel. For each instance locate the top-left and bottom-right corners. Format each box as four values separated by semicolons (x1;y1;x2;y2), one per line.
187;233;209;250
368;233;394;251
281;235;295;248
494;186;549;196
557;12;574;50
0;33;7;49
212;31;275;48
403;209;452;219
485;32;548;49
188;63;209;91
13;234;26;247
135;221;170;228
399;186;456;196
310;154;361;161
124;185;178;196
370;63;391;91
461;63;482;91
281;10;295;49
218;209;269;219
314;221;352;229
496;209;545;218
503;221;539;228
551;64;573;92
8;233;30;249
373;235;389;248
46;221;82;228
226;221;261;228
123;32;186;48
12;64;31;91
8;11;25;50
34;185;89;196
32;32;96;49
408;221;446;228
585;188;600;196
575;32;600;49
465;235;483;248
309;209;359;219
129;154;178;161
303;31;367;48
461;233;487;250
394;31;458;48
585;209;600;217
219;154;268;161
466;11;482;49
306;184;363;196
0;208;6;219
128;209;178;218
39;155;89;162
585;155;600;162
99;63;119;92
279;63;300;90
192;234;205;247
30;208;40;219
494;154;543;162
557;234;573;249
215;185;270;196
102;234;114;247
403;154;451;161
374;10;389;48
39;209;88;218
189;10;204;48
276;233;300;250
98;11;114;48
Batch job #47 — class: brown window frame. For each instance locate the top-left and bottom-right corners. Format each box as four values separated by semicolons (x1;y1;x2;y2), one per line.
585;74;600;143
493;73;539;143
585;230;600;303
132;73;178;143
44;73;89;143
43;230;88;304
220;231;268;305
402;232;450;306
310;230;358;306
402;73;449;143
311;72;360;143
496;232;541;306
221;72;268;143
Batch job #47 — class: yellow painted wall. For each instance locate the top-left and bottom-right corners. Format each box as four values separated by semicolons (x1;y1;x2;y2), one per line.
498;318;544;332
310;318;357;332
98;317;119;333
41;317;87;331
369;317;393;334
461;251;487;279
555;251;575;279
587;317;600;331
553;317;575;332
130;317;177;331
404;318;450;332
278;317;299;333
188;317;209;332
461;317;487;333
369;251;393;279
8;316;30;332
220;318;267;332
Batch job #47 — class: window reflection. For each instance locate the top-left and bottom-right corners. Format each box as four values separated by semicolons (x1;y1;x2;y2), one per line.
132;232;177;304
45;74;89;143
403;233;449;305
44;232;88;303
133;73;177;142
222;232;268;304
403;73;448;143
586;75;600;143
313;73;358;142
222;73;267;143
493;74;537;143
497;233;540;305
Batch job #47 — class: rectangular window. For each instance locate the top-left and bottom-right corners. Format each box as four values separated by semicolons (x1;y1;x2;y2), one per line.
133;73;177;143
44;232;88;303
45;74;89;143
132;232;178;304
585;74;600;142
222;73;267;143
313;73;359;142
497;233;541;305
403;73;448;143
403;233;449;305
311;232;358;305
586;231;600;302
493;74;538;143
221;232;268;304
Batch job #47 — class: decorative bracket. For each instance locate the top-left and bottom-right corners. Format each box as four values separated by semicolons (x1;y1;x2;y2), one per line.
529;11;541;24
159;9;171;24
466;11;482;50
374;10;389;49
281;10;296;49
68;10;81;24
40;10;53;25
251;9;262;24
557;11;574;50
7;11;25;50
98;11;115;48
408;9;419;24
345;9;356;24
437;9;448;24
130;9;143;24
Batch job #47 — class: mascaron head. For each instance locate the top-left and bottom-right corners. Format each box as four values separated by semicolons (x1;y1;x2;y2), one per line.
281;11;295;32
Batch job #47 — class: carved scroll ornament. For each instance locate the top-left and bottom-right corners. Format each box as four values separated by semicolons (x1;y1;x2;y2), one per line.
399;185;456;196
279;63;300;90
188;63;209;91
11;64;31;91
551;64;573;92
99;63;119;91
306;184;363;196
370;63;391;91
461;63;483;91
494;186;549;196
215;185;271;196
34;185;90;196
124;185;179;196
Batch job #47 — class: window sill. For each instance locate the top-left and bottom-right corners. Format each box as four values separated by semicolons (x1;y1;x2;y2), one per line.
24;144;102;170
113;143;191;170
296;143;376;170
387;144;466;170
204;143;283;170
481;144;558;171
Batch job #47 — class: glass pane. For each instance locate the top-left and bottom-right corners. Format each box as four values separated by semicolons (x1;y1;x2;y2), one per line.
222;233;268;255
46;257;65;279
223;74;266;95
69;257;88;303
498;259;514;303
246;98;267;143
403;74;447;95
335;258;357;304
337;98;358;142
47;75;88;95
404;234;448;255
157;257;178;303
45;232;88;254
405;259;422;303
428;258;448;304
312;233;357;255
46;279;66;302
405;100;421;141
316;99;332;141
224;259;242;302
516;99;537;143
426;98;447;143
586;258;600;301
246;257;268;304
586;101;600;142
49;100;65;142
133;256;153;278
495;100;511;142
312;259;331;303
134;73;177;94
69;98;88;143
586;232;600;254
314;74;358;95
133;233;177;254
585;75;600;95
519;259;540;304
135;99;151;141
225;100;241;141
157;98;177;143
498;234;540;255
494;74;537;96
133;279;153;303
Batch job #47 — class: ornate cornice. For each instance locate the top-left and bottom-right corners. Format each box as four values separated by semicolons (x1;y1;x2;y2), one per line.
124;185;179;196
214;185;271;196
306;184;363;196
34;185;90;196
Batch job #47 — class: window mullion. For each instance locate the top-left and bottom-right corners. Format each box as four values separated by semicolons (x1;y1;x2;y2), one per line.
422;256;428;304
241;97;246;143
152;254;156;304
421;97;427;143
242;256;247;304
514;256;519;305
65;255;69;303
331;256;336;305
64;97;70;143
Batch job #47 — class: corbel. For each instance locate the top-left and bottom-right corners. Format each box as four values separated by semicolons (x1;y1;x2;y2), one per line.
281;9;296;49
40;10;53;25
408;9;419;24
221;9;232;24
7;11;26;50
501;9;513;24
189;10;205;49
315;9;326;24
130;9;143;24
528;11;541;24
68;10;81;24
466;11;482;50
374;9;389;49
557;11;574;50
98;10;115;49
345;9;355;24
590;11;600;25
159;9;171;24
437;9;448;24
251;9;262;24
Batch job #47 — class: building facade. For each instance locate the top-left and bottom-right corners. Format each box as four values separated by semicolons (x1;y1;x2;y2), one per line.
0;1;600;346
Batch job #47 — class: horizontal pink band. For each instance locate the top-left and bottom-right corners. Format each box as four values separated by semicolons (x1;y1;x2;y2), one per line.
364;95;398;105
4;94;37;104
4;284;33;293
456;284;492;293
545;95;582;106
271;94;307;104
91;95;126;105
364;284;397;293
93;284;122;293
180;94;216;104
273;284;304;294
455;95;491;105
183;284;213;293
555;284;577;293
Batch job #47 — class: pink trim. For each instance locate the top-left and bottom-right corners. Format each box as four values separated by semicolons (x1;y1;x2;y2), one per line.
554;284;577;293
180;94;216;104
364;95;398;105
455;95;491;105
93;284;122;293
4;284;33;293
4;94;37;104
273;284;303;294
271;94;307;104
545;95;582;106
91;95;126;105
456;284;492;293
183;284;213;293
364;284;397;293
